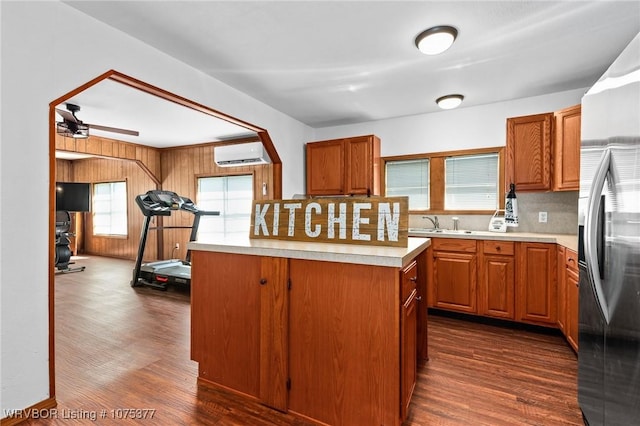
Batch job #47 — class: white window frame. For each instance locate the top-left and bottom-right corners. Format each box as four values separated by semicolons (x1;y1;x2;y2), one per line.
196;174;254;240
92;181;128;236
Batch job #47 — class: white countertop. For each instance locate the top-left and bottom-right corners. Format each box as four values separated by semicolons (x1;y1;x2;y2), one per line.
188;236;431;268
408;229;578;252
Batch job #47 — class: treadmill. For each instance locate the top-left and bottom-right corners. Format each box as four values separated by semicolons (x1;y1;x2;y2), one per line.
131;190;219;290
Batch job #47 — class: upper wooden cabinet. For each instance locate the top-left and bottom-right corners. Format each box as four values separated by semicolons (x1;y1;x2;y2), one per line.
306;135;380;196
505;113;554;192
553;105;581;191
505;105;581;193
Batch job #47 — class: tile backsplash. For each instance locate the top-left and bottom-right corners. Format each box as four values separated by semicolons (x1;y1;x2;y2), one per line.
409;191;579;235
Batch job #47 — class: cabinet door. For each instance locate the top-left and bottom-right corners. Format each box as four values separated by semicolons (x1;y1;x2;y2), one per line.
557;246;567;333
306;139;345;195
565;248;579;352
288;260;400;426
345;135;380;195
401;289;417;421
566;268;579;352
191;251;262;398
479;254;515;319
416;247;430;361
259;257;289;411
553;105;581;191
506;113;553;191
433;251;477;313
478;240;515;319
516;243;557;325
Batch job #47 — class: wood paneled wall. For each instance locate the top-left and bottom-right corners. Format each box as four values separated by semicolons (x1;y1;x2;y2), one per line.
56;159;74;182
55;141;275;261
159;143;274;259
56;134;161;183
69;157;158;261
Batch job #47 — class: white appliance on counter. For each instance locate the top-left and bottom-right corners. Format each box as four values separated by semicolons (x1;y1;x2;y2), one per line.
488;209;507;232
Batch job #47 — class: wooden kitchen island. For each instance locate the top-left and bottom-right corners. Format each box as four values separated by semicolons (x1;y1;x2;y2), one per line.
188;237;430;426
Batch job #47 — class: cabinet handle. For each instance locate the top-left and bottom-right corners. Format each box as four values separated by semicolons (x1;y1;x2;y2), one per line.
568;257;575;263
496;246;501;251
415;296;423;301
260;278;267;285
409;277;417;282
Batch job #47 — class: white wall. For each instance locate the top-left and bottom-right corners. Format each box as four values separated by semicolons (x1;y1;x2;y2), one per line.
314;88;587;155
0;1;312;413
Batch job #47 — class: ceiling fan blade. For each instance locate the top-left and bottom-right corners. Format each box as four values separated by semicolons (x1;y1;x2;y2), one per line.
86;123;140;137
56;108;78;123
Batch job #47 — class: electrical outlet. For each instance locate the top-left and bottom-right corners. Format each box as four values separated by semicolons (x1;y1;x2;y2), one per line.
539;212;548;223
174;243;180;250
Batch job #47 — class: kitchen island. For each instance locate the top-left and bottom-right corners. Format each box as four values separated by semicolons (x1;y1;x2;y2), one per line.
188;236;430;426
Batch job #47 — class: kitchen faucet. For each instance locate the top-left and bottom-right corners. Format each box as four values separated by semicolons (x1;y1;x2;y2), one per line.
422;215;439;229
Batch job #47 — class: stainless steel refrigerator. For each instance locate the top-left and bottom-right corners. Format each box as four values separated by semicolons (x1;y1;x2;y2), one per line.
578;33;640;425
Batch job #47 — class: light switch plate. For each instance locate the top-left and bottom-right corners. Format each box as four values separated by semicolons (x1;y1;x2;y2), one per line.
539;212;548;223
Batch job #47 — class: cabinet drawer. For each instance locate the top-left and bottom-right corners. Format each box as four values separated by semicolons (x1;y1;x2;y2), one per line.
401;260;418;302
432;238;477;253
482;240;514;256
565;249;578;272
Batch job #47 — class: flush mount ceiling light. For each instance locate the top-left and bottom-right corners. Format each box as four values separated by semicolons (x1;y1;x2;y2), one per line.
415;25;458;55
436;94;464;110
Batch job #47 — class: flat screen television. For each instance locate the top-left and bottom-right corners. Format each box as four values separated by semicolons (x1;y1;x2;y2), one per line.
55;182;91;212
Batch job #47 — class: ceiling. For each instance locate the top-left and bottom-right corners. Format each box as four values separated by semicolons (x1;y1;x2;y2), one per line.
58;1;640;149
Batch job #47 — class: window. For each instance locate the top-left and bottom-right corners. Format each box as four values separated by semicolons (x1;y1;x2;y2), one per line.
196;174;254;240
383;147;503;213
385;159;430;210
93;181;127;236
445;153;499;210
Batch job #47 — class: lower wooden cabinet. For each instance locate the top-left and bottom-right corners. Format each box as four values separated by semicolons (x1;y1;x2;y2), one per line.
192;249;425;426
557;246;567;333
478;241;515;319
515;242;557;326
400;260;418;419
428;238;564;330
401;289;417;419
431;239;478;314
565;249;579;352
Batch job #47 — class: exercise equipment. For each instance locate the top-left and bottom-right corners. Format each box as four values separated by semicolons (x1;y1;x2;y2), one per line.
55;210;86;273
131;190;219;290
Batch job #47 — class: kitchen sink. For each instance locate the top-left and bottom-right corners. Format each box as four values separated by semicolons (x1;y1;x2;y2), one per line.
408;228;476;235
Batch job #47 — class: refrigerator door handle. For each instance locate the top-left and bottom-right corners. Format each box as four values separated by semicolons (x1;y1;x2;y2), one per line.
584;148;611;324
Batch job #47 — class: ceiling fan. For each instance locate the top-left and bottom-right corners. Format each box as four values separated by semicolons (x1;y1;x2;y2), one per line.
55;103;139;139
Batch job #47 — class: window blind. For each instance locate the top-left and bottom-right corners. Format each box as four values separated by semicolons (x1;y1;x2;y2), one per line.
385;159;430;210
445;153;498;210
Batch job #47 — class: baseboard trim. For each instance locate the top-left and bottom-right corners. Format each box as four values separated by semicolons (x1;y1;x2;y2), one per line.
1;397;57;426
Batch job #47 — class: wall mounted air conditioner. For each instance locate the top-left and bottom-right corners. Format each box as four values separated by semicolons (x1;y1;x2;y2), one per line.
214;142;271;167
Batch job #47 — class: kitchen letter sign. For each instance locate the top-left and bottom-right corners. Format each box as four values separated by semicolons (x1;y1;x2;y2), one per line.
250;196;409;247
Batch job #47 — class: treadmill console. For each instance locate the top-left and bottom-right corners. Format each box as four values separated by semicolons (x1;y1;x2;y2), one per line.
147;190;183;210
135;190;207;217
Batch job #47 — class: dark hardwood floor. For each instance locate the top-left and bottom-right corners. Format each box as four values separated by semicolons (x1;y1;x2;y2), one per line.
27;255;582;425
